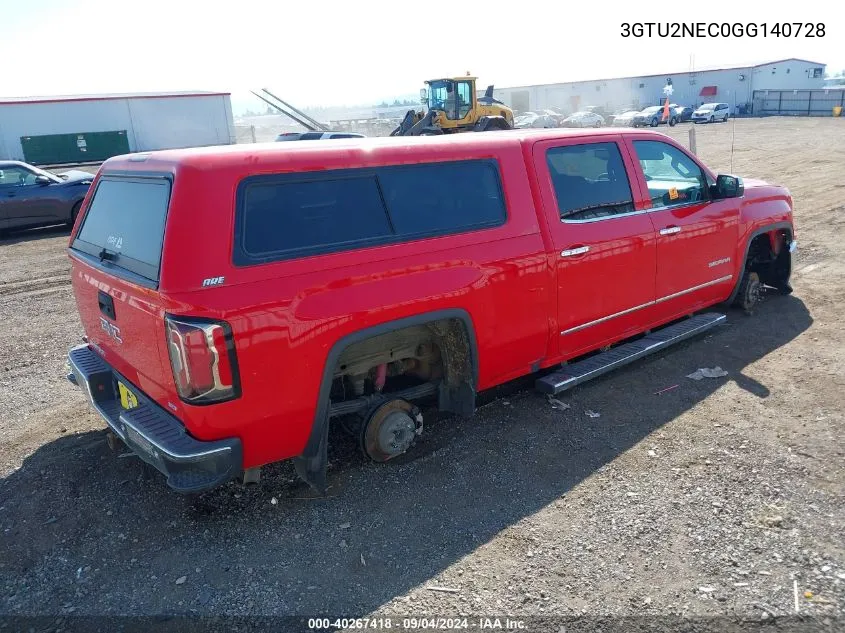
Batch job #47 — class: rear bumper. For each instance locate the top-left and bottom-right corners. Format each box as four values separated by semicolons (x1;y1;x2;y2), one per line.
67;344;242;493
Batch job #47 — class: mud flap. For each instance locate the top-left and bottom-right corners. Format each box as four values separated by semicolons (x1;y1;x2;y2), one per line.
293;413;329;494
438;380;476;417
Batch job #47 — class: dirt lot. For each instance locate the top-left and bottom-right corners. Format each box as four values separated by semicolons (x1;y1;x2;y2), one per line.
1;118;843;631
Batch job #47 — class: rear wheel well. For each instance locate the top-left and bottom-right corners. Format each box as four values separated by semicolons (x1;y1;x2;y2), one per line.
293;316;476;490
331;317;475;415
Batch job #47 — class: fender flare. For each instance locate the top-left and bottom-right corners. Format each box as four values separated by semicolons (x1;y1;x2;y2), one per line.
293;308;479;491
725;221;794;305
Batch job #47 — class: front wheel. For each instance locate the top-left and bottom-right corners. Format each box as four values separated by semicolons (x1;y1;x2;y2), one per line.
669;117;677;127
709;115;715;123
650;118;658;127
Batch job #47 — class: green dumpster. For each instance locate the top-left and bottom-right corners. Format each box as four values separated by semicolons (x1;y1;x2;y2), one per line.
20;130;130;165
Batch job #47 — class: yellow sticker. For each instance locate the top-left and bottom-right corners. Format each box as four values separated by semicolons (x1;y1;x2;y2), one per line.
669;187;679;200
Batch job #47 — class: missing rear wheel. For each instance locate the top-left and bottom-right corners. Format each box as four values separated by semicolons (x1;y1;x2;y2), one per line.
360;399;423;463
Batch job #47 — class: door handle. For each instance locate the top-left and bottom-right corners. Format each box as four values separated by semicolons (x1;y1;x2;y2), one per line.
659;226;681;236
561;246;590;257
98;290;116;320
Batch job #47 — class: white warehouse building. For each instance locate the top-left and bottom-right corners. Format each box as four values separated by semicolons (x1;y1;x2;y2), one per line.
0;91;236;165
494;58;827;116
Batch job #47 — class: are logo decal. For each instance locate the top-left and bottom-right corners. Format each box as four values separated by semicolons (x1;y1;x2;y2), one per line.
202;276;225;287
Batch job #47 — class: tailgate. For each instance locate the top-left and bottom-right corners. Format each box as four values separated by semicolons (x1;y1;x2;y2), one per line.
69;175;175;400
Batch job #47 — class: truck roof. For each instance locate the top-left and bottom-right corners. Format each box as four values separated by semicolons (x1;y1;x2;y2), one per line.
101;128;661;173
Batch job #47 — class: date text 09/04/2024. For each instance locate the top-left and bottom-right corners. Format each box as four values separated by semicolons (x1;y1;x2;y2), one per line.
621;22;825;37
307;617;526;629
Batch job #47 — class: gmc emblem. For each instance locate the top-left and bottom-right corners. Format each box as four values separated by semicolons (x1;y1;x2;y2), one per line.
100;317;123;344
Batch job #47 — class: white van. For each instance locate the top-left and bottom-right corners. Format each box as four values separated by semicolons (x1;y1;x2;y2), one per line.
692;103;730;123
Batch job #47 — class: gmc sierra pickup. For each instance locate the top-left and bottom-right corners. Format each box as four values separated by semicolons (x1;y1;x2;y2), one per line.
65;129;795;494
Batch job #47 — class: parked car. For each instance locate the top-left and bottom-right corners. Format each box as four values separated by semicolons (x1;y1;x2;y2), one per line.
692;103;730;123
541;108;567;126
583;105;611;120
632;105;677;127
611;110;640;127
276;131;366;141
0;160;93;234
514;113;556;128
66;128;796;494
561;111;605;128
673;105;695;122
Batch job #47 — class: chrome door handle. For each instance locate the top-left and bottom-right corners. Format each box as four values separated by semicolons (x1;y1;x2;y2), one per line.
561;246;590;257
659;226;681;235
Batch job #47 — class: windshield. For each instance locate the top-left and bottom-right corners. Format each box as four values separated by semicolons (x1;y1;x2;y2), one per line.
641;107;662;114
698;104;716;111
426;80;450;110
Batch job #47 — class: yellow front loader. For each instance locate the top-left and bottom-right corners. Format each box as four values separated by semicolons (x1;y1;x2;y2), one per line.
390;76;514;136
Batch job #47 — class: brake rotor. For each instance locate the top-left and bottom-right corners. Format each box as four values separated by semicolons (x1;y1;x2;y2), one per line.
360;399;423;463
740;271;763;314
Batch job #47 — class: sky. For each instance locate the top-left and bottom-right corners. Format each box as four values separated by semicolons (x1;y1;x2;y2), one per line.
1;0;841;112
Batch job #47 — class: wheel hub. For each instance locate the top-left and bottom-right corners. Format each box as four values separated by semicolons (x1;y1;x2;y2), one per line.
361;399;423;462
741;272;763;313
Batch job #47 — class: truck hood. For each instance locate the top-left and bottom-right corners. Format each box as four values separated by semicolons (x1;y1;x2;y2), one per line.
742;177;770;188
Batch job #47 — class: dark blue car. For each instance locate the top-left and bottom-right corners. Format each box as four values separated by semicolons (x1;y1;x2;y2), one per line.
0;160;93;234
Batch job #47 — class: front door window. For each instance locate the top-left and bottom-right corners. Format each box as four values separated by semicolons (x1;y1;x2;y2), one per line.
632;140;709;208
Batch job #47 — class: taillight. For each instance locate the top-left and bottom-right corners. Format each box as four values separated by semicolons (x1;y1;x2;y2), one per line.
165;316;241;404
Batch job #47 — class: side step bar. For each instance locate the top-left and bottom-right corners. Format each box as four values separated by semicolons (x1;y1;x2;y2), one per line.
536;312;727;395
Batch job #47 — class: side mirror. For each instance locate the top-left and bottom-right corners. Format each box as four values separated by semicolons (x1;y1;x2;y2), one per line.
419;88;428;102
35;175;52;186
712;174;744;199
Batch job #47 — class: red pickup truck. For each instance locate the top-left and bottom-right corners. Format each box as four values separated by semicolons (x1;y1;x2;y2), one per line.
66;129;795;494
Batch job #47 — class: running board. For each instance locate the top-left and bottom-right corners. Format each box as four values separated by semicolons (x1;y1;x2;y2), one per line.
535;313;727;395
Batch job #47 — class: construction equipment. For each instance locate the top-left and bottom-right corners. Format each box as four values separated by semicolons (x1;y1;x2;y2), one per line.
391;75;514;136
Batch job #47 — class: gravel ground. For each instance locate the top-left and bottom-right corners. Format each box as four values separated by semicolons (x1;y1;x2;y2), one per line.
0;118;843;632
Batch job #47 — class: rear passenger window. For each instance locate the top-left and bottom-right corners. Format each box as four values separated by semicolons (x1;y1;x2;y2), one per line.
546;142;634;221
235;159;506;264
